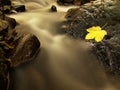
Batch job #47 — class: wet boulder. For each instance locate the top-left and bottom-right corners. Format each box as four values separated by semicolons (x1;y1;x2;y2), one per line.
10;33;40;67
57;0;74;3
50;5;57;12
93;40;120;75
75;0;93;5
57;0;92;5
12;5;26;12
57;0;74;4
0;0;11;5
65;0;120;75
1;6;11;14
0;4;26;14
5;16;17;29
0;12;17;29
0;20;9;37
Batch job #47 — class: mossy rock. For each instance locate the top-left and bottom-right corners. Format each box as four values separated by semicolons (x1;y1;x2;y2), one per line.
65;0;120;75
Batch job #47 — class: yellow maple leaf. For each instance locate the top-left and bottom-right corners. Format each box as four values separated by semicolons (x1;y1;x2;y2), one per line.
87;26;101;32
85;26;107;42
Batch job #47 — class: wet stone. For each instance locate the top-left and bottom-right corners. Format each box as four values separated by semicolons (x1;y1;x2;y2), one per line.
51;5;57;12
57;0;92;5
0;60;10;90
57;0;74;3
5;16;17;29
12;5;26;12
10;33;40;67
0;20;9;36
0;0;11;5
57;0;74;5
65;0;120;75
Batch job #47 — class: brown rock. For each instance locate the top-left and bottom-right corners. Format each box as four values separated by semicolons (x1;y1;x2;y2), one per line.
12;5;26;12
57;0;92;5
57;0;74;5
5;16;17;29
10;33;40;67
0;20;9;37
0;0;11;5
0;60;10;90
50;5;57;12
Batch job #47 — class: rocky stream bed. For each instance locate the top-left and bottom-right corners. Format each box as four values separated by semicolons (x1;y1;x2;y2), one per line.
0;0;40;90
0;0;120;90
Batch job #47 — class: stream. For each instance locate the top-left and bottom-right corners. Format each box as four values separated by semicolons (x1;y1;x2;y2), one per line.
8;0;120;90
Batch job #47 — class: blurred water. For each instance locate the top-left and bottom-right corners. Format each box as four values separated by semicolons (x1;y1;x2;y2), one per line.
9;0;120;90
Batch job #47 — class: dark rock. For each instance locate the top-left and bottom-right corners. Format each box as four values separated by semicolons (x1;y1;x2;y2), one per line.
0;5;12;14
65;0;118;38
0;4;26;14
12;5;26;12
0;60;10;90
50;5;57;12
0;0;11;5
1;6;11;14
0;1;26;14
57;0;74;3
5;16;17;29
93;40;120;75
10;33;40;67
65;0;120;75
57;0;92;5
74;0;92;5
0;20;9;37
57;0;74;5
0;13;16;29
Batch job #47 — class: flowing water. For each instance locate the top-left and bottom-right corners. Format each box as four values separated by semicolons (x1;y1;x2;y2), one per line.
8;0;120;90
